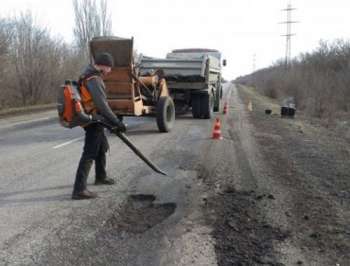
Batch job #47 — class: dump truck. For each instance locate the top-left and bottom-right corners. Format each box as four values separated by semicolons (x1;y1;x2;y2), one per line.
137;48;226;119
89;36;175;132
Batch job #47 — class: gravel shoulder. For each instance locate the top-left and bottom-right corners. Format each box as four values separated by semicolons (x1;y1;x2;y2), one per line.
200;84;350;266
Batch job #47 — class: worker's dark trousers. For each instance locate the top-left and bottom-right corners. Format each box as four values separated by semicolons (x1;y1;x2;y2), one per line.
74;123;109;191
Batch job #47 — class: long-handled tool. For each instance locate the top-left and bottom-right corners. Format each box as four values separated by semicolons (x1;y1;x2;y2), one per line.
115;131;167;176
97;121;167;176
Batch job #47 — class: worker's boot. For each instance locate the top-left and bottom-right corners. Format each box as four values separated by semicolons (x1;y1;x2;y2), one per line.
72;189;97;200
94;176;115;185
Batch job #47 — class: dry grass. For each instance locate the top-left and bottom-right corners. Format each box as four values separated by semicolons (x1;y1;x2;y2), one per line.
0;103;56;117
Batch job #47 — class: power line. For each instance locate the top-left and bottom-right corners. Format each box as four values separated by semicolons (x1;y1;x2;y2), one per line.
280;3;299;70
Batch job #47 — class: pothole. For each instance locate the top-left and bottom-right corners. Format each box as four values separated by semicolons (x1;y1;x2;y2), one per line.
105;194;176;233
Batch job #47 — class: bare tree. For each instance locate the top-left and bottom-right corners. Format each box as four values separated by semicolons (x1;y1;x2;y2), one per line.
0;19;10;58
2;9;82;107
72;0;112;63
99;0;112;36
45;37;75;103
0;8;88;110
0;18;13;109
6;11;52;106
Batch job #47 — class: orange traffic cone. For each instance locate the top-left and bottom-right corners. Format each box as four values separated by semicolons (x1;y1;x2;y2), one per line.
247;100;253;112
211;118;223;139
223;102;228;114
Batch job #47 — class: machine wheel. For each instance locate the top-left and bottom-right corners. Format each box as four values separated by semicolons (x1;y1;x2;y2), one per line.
156;96;175;132
201;91;214;119
191;94;202;118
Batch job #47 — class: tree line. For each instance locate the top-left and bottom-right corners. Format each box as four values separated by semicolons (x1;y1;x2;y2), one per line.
0;0;111;110
236;39;350;124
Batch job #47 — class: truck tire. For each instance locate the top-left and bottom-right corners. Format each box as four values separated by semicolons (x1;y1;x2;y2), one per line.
191;94;202;118
156;96;175;132
201;92;214;119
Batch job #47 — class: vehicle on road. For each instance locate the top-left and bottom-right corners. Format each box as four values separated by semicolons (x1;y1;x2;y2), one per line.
137;48;226;119
89;36;226;132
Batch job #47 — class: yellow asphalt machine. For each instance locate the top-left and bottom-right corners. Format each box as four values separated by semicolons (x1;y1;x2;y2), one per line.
89;36;175;133
88;36;172;175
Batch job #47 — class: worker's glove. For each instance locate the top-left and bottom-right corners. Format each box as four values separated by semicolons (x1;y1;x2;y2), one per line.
113;120;126;133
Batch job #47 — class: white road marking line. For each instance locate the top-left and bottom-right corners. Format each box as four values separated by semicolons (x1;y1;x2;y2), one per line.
53;136;84;149
2;117;51;127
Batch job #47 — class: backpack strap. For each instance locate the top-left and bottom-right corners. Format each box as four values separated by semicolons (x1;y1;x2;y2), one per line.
78;73;101;90
78;74;102;115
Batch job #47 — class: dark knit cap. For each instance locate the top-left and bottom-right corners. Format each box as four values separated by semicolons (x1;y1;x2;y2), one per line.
94;52;114;67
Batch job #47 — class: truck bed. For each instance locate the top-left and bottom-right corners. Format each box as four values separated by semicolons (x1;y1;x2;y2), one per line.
137;54;221;82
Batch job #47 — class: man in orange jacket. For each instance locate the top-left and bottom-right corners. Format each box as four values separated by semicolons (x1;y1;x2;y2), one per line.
72;52;126;200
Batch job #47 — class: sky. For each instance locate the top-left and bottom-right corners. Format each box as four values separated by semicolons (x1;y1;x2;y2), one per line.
1;0;350;80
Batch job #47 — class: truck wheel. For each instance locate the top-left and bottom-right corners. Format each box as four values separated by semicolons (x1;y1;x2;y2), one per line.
191;94;202;118
202;92;214;119
156;96;175;132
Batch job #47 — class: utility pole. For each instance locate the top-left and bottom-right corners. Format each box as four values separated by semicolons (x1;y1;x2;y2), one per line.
280;1;298;70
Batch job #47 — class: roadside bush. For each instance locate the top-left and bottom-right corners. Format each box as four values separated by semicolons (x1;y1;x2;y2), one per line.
236;39;350;123
0;11;84;110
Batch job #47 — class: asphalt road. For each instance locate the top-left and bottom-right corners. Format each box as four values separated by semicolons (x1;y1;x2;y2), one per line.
2;83;349;266
0;83;233;266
